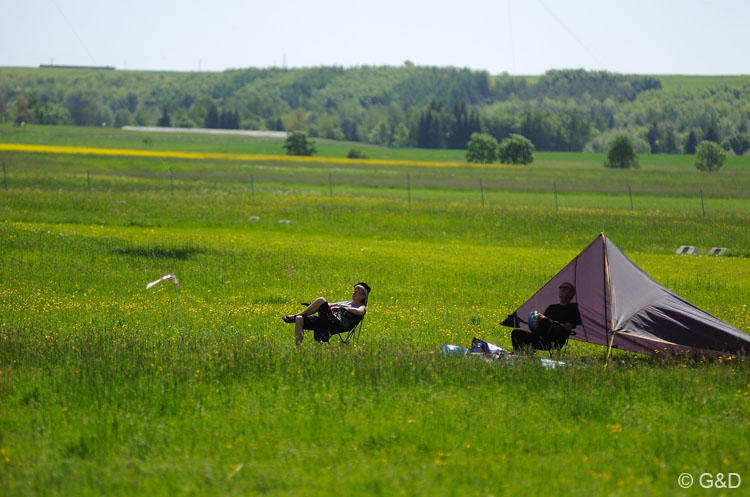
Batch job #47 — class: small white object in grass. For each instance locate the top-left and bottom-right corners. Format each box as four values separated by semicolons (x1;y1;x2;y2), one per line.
278;220;292;225
146;274;178;289
675;245;699;255
248;216;260;221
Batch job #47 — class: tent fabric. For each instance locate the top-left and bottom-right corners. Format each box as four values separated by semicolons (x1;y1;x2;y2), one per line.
502;233;750;356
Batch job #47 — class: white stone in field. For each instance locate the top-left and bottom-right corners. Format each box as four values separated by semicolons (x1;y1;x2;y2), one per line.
675;245;699;255
248;216;260;221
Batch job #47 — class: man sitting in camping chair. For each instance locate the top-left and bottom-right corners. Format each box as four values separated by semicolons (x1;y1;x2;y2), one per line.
282;282;370;348
511;282;581;354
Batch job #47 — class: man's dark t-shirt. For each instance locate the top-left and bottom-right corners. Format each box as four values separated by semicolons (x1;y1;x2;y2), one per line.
543;303;582;328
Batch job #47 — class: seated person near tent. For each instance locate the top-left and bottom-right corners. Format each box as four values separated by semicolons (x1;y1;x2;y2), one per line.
282;282;370;347
511;281;582;353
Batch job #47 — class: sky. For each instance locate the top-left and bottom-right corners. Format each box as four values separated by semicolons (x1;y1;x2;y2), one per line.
1;0;748;75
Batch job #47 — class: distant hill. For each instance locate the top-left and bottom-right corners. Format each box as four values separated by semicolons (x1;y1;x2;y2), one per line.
0;65;748;154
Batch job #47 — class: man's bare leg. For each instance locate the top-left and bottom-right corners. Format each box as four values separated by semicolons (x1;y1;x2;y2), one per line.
298;297;327;316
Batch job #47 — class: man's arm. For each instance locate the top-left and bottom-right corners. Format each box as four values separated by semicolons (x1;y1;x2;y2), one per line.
334;302;366;316
539;314;575;332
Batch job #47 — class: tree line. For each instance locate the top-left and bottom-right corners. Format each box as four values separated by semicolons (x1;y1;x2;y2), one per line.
1;65;748;155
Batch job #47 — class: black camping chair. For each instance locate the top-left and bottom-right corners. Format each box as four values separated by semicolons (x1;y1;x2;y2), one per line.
299;303;365;346
506;312;576;357
332;317;365;345
547;328;576;357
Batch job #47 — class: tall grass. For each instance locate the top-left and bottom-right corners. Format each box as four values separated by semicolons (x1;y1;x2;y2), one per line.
1;132;749;496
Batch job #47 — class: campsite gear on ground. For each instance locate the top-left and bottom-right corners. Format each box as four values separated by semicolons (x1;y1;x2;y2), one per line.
440;344;468;356
502;233;750;357
539;358;567;369
442;338;567;369
470;337;509;356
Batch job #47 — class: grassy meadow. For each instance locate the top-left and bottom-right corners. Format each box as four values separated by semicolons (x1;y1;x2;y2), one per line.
1;125;749;496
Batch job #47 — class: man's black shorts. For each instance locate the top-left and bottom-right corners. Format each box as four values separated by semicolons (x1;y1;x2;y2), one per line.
302;302;341;342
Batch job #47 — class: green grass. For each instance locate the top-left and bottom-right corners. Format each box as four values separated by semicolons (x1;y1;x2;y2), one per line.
0;124;468;162
1;127;749;496
3;124;750;215
6;123;750;167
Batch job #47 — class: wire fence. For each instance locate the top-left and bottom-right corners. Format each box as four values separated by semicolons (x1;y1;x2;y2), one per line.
1;159;746;216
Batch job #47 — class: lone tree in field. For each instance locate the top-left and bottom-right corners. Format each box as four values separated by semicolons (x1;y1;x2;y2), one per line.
694;140;727;172
605;135;639;169
466;132;500;163
283;131;316;156
498;133;535;165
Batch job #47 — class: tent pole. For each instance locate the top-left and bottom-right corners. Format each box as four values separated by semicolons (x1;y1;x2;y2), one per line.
605;331;616;366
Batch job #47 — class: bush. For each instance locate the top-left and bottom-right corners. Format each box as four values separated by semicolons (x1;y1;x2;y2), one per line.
282;132;316;156
498;133;534;165
605;135;639;169
346;148;369;159
695;141;727;172
465;132;500;163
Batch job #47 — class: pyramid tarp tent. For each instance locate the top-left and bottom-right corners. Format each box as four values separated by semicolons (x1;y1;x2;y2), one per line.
502;233;750;356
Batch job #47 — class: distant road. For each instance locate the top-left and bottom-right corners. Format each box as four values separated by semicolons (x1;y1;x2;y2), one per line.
122;126;289;139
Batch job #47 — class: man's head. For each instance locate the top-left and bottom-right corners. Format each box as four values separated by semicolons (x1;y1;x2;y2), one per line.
558;282;576;304
353;282;370;304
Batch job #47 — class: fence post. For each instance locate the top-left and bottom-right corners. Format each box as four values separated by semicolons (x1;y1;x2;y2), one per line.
553;182;559;212
251;174;255;201
700;189;705;217
87;170;91;193
480;178;485;208
328;173;333;201
628;184;633;211
2;161;7;191
170;170;174;197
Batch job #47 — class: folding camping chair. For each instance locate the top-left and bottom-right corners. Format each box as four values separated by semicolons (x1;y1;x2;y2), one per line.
506;312;574;357
299;302;365;346
546;329;575;357
331;317;365;345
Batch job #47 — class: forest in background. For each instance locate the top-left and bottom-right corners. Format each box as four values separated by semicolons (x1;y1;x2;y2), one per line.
1;65;749;155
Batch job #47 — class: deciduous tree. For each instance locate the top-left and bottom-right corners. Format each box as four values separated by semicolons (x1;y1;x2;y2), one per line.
283;131;316;156
499;133;535;164
465;132;500;163
694;141;726;172
605;135;639;169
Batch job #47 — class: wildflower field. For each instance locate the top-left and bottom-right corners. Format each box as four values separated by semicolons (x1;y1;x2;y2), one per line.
1;125;749;496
